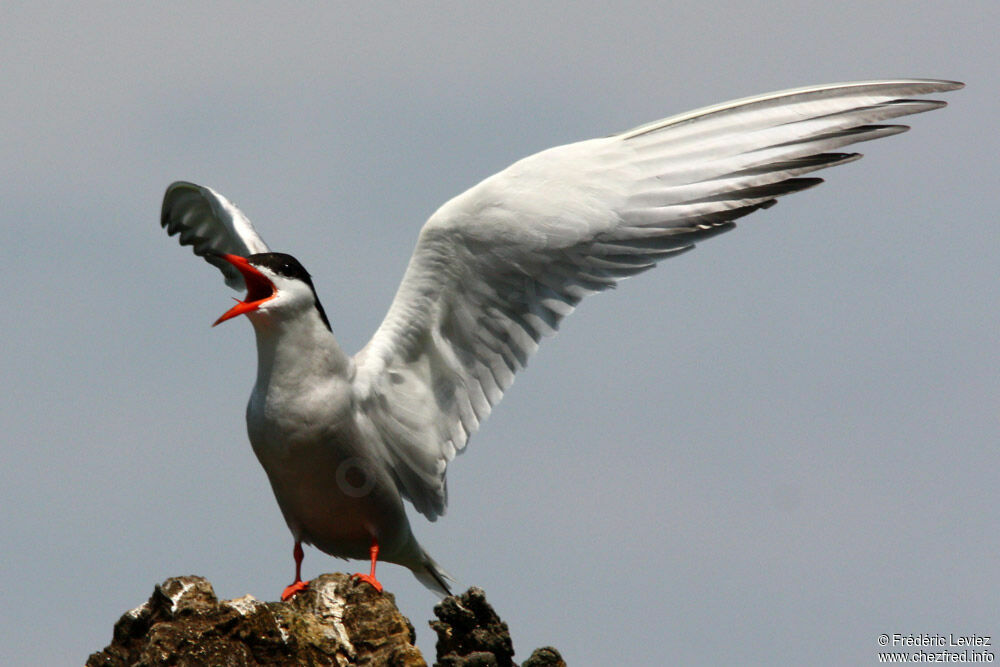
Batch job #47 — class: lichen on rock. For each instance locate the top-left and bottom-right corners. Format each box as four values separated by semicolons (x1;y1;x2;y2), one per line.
87;574;424;666
88;575;560;666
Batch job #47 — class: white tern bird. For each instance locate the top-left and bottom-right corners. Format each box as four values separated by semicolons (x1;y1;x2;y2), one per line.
160;79;961;600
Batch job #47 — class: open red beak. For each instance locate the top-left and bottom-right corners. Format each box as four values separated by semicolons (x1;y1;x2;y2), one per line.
213;254;277;326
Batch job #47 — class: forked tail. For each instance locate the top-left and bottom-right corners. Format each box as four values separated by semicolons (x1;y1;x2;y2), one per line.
412;549;454;597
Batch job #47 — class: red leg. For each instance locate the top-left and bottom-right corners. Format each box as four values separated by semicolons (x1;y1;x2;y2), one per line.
352;538;384;592
281;540;310;600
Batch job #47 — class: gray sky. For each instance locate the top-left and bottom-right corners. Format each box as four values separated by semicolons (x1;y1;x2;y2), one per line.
2;3;996;664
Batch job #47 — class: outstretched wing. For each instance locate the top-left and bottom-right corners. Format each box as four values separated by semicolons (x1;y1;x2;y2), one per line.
161;181;271;290
355;79;961;520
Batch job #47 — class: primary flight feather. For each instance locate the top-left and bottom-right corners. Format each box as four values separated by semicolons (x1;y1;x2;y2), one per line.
161;78;961;597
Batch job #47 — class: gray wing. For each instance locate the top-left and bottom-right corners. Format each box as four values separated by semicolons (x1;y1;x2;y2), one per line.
161;181;271;290
352;79;961;520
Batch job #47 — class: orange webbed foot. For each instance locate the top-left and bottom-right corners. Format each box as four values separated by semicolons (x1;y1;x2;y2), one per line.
351;538;383;592
281;579;310;601
351;572;383;593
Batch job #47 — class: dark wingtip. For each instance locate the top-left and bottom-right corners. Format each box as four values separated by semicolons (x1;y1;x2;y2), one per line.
936;79;965;91
428;564;453;597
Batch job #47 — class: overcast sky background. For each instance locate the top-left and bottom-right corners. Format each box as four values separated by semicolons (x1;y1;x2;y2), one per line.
2;3;996;665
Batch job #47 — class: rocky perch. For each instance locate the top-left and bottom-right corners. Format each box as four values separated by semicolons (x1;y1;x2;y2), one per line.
87;574;564;666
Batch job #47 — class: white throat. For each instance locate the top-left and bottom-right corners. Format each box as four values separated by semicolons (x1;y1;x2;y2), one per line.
248;305;353;395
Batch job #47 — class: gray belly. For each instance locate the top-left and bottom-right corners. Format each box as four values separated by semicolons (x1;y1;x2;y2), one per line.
249;424;415;564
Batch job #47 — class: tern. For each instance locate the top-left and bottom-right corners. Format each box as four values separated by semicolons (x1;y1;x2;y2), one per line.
161;79;960;600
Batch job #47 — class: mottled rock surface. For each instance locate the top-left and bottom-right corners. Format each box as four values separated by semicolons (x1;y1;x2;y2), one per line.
430;587;564;667
87;574;425;666
88;575;561;666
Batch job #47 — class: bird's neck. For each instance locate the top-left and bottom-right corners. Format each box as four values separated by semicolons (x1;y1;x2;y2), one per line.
249;307;353;392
